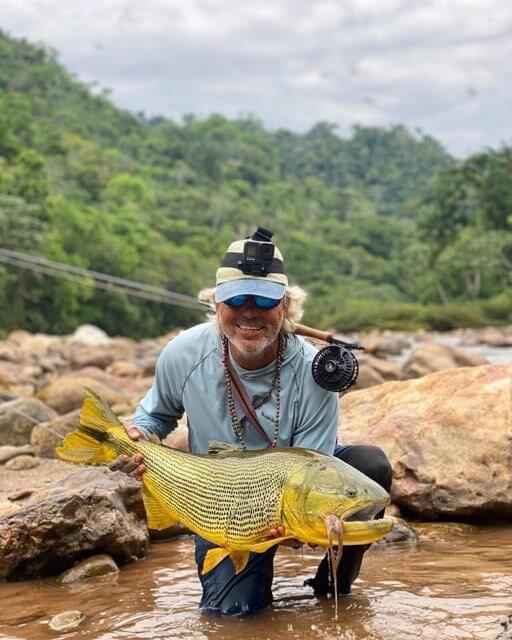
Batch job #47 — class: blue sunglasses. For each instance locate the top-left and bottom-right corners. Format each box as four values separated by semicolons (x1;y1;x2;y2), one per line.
224;294;282;309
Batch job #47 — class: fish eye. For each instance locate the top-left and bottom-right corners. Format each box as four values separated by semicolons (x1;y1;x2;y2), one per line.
346;487;358;498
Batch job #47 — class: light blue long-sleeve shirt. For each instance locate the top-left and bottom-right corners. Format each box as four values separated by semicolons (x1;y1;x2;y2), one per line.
133;322;339;455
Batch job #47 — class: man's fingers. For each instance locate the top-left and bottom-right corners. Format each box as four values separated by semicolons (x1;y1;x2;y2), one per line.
265;525;286;539
108;432;146;478
108;455;129;472
133;463;146;479
108;454;145;478
127;427;142;441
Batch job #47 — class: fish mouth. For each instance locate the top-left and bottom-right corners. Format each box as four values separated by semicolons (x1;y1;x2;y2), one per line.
323;511;393;547
321;499;392;546
337;498;388;523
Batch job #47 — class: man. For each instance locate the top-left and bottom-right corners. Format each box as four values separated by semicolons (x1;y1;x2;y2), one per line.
121;227;392;616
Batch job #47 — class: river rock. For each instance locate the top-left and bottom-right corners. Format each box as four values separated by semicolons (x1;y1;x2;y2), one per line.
69;346;115;370
0;467;149;579
0;343;24;363
352;355;402;391
7;331;63;355
0;502;21;518
7;488;36;501
340;364;512;520
364;356;402;381
70;324;110;346
0;398;58;446
5;455;39;470
401;343;488;379
460;326;512;348
363;334;410;356
380;517;417;544
0;444;34;464
138;356;158;377
37;376;127;414
58;553;119;583
107;360;141;378
351;364;385;391
48;611;85;631
0;367;15;387
31;410;80;458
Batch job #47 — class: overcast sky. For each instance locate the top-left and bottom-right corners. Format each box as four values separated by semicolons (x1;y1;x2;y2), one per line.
2;0;511;157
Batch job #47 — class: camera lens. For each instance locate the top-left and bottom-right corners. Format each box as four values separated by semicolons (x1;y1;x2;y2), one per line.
261;244;274;258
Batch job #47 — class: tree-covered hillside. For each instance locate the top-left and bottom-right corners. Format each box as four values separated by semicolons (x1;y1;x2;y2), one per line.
0;30;511;337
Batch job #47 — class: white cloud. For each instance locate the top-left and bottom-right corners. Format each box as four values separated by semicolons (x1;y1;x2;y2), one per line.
1;0;512;156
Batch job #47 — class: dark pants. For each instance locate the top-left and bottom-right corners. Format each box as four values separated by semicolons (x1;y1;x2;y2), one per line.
195;444;392;617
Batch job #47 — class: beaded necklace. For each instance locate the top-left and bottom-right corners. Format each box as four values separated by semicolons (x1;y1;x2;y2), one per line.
222;334;285;449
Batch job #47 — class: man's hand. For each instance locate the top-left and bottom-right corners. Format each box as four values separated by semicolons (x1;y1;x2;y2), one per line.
108;426;146;480
265;526;303;549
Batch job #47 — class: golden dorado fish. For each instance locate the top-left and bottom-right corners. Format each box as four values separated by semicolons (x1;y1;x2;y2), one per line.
57;390;393;576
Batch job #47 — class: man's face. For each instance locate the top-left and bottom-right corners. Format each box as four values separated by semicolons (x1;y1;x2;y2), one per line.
217;296;286;358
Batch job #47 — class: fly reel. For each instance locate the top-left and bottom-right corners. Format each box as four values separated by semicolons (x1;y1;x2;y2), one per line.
311;344;360;392
294;323;363;393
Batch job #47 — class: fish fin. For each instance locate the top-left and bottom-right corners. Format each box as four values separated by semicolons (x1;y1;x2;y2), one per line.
248;536;296;553
56;430;107;464
56;389;123;464
202;547;230;575
202;541;289;576
229;551;250;574
207;440;243;455
80;387;123;431
142;476;179;530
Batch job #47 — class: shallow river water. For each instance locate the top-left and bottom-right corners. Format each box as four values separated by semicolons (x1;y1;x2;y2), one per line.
0;523;510;640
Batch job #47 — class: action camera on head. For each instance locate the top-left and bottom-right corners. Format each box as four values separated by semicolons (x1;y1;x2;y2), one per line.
238;227;276;276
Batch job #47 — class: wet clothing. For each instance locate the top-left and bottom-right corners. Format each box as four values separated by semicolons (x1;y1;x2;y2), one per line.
195;444;392;616
133;322;338;454
132;321;392;617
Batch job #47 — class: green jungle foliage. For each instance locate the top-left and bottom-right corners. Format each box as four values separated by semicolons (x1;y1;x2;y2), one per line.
0;31;511;337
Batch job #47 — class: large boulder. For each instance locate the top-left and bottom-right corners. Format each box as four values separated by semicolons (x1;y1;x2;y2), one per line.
401;343;488;379
0;398;57;446
340;364;512;520
0;467;149;579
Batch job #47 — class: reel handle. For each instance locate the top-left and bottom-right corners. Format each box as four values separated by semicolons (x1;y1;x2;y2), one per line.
294;323;364;351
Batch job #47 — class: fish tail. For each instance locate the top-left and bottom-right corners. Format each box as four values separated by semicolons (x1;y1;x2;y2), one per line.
56;388;123;465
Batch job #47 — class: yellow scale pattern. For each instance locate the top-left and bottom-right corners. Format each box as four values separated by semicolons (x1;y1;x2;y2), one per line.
109;433;308;547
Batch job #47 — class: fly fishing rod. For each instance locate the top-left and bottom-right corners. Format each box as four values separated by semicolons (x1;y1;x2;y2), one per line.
293;323;364;392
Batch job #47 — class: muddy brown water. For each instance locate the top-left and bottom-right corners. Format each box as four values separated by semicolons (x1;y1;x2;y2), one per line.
0;523;510;640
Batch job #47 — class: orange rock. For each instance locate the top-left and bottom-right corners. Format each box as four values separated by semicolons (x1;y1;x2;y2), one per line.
340;364;512;520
